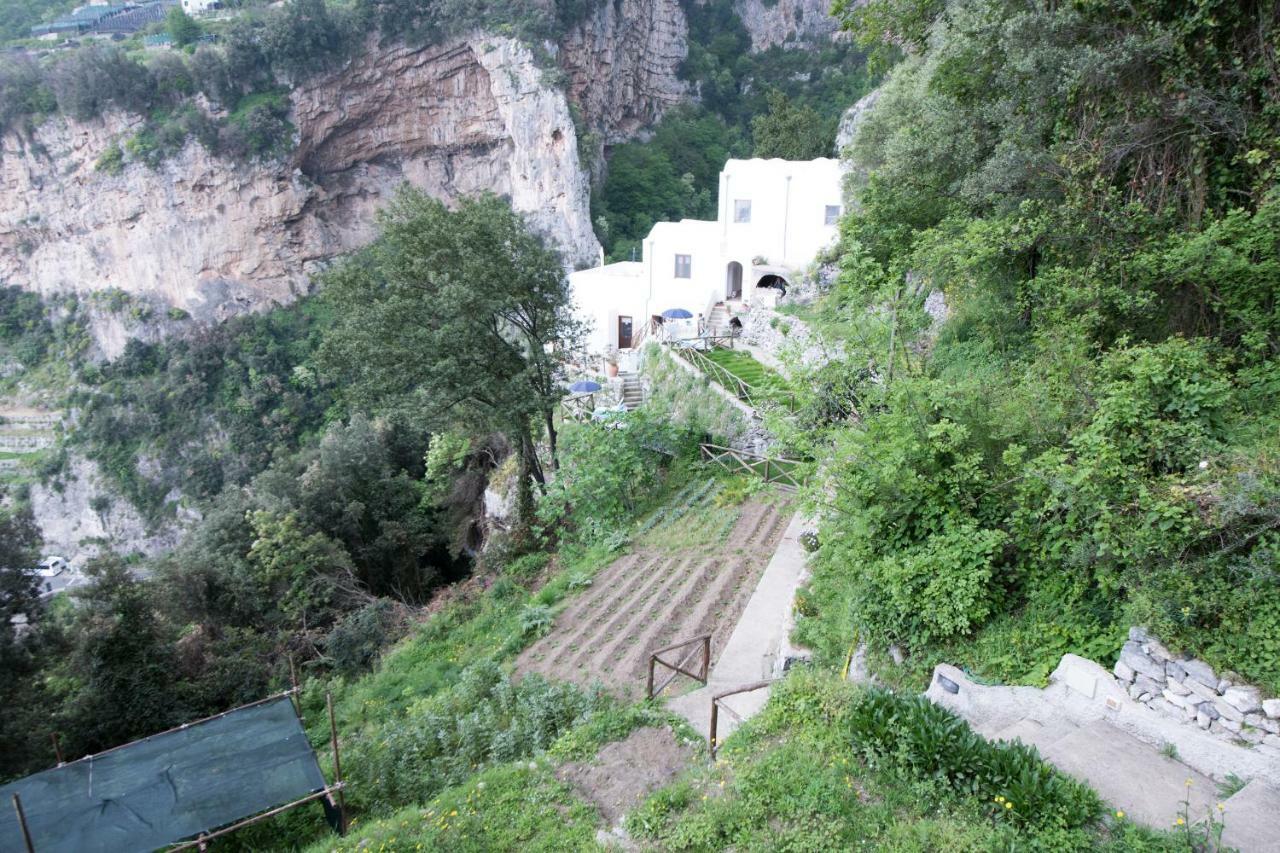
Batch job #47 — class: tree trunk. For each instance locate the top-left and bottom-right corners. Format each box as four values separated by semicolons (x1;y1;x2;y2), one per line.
544;407;559;473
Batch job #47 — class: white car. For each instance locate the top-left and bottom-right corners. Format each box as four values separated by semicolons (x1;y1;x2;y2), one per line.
37;556;68;578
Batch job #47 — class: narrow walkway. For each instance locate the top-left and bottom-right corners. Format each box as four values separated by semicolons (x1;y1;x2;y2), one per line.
667;513;809;741
926;661;1280;851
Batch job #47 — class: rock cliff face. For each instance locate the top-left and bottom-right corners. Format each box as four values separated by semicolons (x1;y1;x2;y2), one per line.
558;0;689;143
734;0;840;51
0;36;598;336
28;454;190;566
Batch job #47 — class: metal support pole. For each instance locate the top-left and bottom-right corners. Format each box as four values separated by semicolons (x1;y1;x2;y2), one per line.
326;692;347;835
709;701;720;761
288;656;300;718
12;794;35;853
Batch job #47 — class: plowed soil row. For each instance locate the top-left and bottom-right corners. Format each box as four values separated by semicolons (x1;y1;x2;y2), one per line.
517;495;791;697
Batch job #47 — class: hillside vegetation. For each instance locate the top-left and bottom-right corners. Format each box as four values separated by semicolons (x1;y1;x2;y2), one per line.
2;0;1277;849
784;0;1280;694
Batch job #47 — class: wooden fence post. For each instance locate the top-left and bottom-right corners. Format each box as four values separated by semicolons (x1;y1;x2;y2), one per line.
12;794;34;853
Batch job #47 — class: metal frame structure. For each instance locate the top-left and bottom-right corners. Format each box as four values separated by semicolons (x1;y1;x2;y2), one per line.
7;689;348;852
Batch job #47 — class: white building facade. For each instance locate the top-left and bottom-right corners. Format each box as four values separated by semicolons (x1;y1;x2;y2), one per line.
570;158;844;357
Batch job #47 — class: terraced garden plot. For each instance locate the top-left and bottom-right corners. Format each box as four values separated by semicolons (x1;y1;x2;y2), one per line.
702;349;785;392
517;480;792;697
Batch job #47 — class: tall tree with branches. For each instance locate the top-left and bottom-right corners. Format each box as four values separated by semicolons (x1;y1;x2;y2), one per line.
319;189;582;525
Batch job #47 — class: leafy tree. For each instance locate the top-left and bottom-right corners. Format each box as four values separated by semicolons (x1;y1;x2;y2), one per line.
48;45;154;121
0;55;56;134
165;6;202;47
320;190;583;525
751;90;834;160
59;556;179;757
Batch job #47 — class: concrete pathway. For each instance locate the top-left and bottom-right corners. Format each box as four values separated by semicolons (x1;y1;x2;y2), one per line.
926;661;1280;850
667;512;809;742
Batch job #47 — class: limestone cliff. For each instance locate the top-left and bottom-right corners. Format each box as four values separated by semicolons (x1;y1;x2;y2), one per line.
734;0;840;51
558;0;689;143
0;36;598;337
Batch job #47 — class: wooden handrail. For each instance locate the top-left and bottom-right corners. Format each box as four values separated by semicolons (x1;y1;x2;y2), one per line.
670;341;799;411
700;444;804;489
647;634;712;699
709;680;777;759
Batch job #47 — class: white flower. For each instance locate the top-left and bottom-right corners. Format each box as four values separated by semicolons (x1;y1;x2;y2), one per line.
1198;460;1209;470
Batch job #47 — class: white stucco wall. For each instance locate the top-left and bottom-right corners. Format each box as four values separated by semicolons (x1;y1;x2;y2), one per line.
719;158;843;273
570;157;843;355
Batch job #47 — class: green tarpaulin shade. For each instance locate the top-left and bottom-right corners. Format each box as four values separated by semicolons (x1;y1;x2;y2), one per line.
0;695;328;853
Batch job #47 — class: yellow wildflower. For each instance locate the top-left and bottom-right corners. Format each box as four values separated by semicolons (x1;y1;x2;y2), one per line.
1005;802;1013;810
1176;818;1185;826
1115;810;1125;819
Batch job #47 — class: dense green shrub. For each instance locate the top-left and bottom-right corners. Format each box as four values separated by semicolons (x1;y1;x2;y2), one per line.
846;687;1100;830
341;661;607;812
537;411;699;547
0;286;52;366
795;0;1280;693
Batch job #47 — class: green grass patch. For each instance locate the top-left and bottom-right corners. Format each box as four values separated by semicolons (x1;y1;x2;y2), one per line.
629;670;1190;851
304;763;600;852
703;348;785;391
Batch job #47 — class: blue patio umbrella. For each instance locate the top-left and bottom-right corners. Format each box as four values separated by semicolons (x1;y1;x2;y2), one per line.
661;308;694;319
568;380;603;393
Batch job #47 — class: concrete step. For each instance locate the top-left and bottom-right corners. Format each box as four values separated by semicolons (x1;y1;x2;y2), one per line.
668;684;772;743
1037;720;1218;830
1220;780;1280;853
991;717;1080;755
666;515;806;746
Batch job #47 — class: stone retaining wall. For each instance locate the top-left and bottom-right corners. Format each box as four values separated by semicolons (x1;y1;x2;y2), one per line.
1114;627;1280;748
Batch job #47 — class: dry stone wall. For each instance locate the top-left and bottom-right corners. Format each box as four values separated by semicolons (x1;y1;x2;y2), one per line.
1114;627;1280;750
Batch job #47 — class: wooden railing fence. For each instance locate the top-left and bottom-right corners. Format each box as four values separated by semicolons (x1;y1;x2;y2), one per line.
647;634;712;699
709;680;777;759
561;393;596;422
670;340;798;412
700;444;804;489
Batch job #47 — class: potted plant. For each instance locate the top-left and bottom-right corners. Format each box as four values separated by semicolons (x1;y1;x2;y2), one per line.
603;346;620;377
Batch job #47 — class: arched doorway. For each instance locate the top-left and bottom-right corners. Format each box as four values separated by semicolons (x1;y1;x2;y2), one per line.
726;261;743;300
755;273;789;298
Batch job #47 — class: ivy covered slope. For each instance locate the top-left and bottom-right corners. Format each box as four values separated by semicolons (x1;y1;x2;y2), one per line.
792;0;1280;692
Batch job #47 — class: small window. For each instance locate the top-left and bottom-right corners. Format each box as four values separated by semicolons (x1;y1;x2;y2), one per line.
734;199;752;223
824;205;842;226
674;254;692;279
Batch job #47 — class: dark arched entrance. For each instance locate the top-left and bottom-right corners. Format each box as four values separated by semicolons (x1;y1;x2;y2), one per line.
756;273;789;298
726;261;743;299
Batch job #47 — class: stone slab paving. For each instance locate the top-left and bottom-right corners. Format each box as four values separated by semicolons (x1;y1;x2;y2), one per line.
928;661;1280;850
1041;720;1217;829
1219;781;1280;853
667;512;808;741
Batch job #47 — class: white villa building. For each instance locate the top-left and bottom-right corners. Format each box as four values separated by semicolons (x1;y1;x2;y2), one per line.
570;158;844;359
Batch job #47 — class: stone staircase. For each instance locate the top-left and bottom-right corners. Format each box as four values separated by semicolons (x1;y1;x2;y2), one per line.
620;373;644;410
926;662;1280;851
704;303;731;337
